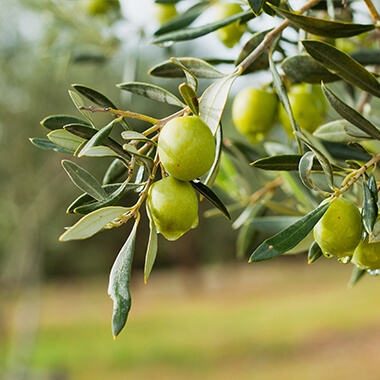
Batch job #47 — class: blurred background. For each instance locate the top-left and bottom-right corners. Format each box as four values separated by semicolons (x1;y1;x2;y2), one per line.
1;1;380;379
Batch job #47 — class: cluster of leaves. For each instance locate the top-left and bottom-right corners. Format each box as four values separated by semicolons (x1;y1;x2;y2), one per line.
31;0;380;337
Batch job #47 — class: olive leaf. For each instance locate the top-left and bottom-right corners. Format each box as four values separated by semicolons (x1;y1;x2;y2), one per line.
362;180;378;235
148;57;224;79
307;240;323;264
151;10;254;45
199;73;238;135
191;180;231;220
144;206;159;284
270;5;375;38
117;82;184;107
29;137;74;154
59;206;130;242
40;115;91;131
249;201;330;262
303;40;380;98
108;218;139;338
322;85;380;140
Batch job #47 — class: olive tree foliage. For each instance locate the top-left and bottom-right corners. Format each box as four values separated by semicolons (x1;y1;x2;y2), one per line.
31;0;380;337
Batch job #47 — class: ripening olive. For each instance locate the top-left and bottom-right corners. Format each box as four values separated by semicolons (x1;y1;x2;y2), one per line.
314;197;362;261
279;84;327;136
147;176;199;241
213;2;246;48
352;237;380;270
232;87;278;144
158;116;216;181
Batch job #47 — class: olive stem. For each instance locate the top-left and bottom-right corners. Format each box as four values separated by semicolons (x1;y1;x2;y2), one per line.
363;0;380;23
338;153;380;195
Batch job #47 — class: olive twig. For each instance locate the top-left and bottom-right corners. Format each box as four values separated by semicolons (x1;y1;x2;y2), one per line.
337;153;380;195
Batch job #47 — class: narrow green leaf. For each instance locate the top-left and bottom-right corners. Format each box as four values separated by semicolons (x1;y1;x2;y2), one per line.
72;84;118;108
72;84;130;130
171;57;198;91
203;121;223;188
66;183;124;213
103;159;128;185
370;218;380;243
29;137;74;154
252;154;341;172
179;82;199;115
82;146;119;158
295;131;334;191
199;73;238;135
108;219;138;338
191;180;231;220
247;0;265;14
59;206;130;241
368;173;378;203
64;124;131;160
269;52;299;138
68;90;94;125
154;1;212;36
249;201;330;262
362;181;378;235
151;10;254;44
303;40;380;98
47;129;85;152
299;151;317;191
62;159;107;201
271;5;375;38
40;115;91;131
314;119;371;142
78;118;118;157
73;182;138;215
149;57;224;79
348;265;366;287
307;240;323;264
322;85;380;140
117;82;184;107
121;130;156;144
144;207;158;284
281;54;339;84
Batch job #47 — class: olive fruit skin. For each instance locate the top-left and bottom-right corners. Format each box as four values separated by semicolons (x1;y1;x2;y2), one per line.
232;88;278;144
352;238;380;270
279;84;327;136
213;3;246;48
154;3;177;25
147;176;199;241
313;197;362;260
158;116;216;181
86;0;119;15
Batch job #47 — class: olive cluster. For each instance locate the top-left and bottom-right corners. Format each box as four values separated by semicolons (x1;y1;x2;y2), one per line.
147;116;216;241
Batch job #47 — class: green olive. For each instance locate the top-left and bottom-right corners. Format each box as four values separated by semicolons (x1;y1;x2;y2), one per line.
147;176;199;241
352;237;380;270
154;3;178;25
314;197;362;261
158;116;216;181
232;87;278;144
213;2;246;48
279;84;327;136
86;0;120;15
